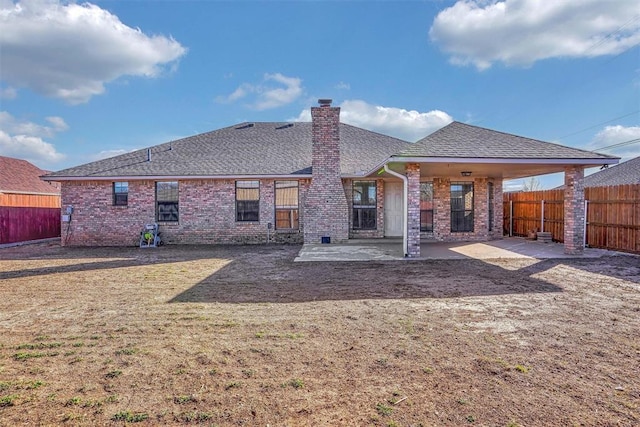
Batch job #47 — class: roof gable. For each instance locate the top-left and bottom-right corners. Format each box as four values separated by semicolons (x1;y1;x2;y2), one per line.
0;156;60;194
396;122;618;161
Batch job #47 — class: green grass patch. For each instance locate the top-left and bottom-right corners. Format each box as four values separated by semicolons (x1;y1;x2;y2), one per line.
376;403;393;416
111;410;149;422
515;364;530;373
16;342;62;350
115;348;138;356
0;394;18;407
176;411;212;422
25;380;44;389
174;395;197;404
65;396;82;406
288;378;304;389
13;352;45;361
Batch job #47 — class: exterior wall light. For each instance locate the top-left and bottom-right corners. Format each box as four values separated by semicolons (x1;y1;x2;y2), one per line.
461;171;472;177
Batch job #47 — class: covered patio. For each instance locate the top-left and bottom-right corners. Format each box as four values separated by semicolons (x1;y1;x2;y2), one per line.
294;237;620;262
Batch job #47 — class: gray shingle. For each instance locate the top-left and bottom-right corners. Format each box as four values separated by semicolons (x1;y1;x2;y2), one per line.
396;122;618;160
583;156;640;187
45;122;412;179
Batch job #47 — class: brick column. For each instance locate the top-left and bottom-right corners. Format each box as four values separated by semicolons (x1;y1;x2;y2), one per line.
406;163;421;257
564;166;585;254
492;179;504;239
433;177;450;241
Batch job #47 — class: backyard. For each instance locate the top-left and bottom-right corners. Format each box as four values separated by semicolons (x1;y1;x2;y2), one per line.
0;243;638;426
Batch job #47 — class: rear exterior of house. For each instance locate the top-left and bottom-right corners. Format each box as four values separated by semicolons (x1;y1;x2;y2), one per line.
44;100;618;255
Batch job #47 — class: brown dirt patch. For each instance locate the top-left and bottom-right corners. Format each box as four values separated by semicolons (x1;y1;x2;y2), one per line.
0;243;639;426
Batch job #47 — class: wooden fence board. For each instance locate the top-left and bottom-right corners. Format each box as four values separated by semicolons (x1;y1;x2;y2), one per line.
0;193;60;208
504;184;639;254
0;207;61;244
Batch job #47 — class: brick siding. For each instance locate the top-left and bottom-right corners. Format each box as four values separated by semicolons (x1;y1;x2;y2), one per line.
430;176;502;243
60;179;308;246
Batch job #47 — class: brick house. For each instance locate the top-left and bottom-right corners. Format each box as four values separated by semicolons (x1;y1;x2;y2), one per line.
43;99;618;256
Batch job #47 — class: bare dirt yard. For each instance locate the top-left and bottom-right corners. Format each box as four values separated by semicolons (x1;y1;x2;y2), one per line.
0;243;639;426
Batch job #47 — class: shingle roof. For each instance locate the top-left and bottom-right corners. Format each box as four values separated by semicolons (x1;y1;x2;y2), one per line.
44;122;412;179
396;121;618;160
0;156;60;194
583;156;640;187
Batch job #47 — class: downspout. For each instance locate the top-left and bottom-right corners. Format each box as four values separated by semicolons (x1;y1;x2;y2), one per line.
383;164;408;257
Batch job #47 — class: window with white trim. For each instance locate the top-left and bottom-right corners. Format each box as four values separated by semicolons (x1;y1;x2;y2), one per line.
451;182;473;232
275;181;299;229
236;181;260;222
353;181;377;230
156;181;178;222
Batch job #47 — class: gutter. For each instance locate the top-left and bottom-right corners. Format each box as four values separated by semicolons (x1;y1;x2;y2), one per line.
383;164;408;257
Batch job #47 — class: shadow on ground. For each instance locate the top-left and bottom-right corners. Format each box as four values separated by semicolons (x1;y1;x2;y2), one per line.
2;243;637;304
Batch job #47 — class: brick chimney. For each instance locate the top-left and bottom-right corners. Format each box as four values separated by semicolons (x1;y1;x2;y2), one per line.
303;99;350;243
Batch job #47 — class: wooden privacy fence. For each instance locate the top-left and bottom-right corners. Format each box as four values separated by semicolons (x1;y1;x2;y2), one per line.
0;206;61;244
504;184;640;254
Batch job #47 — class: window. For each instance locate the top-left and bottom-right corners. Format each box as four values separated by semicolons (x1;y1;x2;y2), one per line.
156;181;178;222
275;181;299;229
236;181;259;222
353;181;376;230
420;182;434;232
488;182;494;231
113;182;128;206
451;182;474;232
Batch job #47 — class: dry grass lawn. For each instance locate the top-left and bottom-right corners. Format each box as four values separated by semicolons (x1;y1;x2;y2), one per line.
0;242;639;426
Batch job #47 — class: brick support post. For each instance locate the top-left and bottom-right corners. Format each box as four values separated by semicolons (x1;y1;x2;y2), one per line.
406;163;421;257
564;166;585;254
491;179;504;239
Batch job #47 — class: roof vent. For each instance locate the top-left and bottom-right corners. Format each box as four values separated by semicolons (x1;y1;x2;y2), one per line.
235;123;255;130
275;123;294;130
318;99;332;107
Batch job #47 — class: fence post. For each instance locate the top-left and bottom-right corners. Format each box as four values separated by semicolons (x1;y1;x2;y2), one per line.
541;199;545;233
583;200;588;248
509;200;513;237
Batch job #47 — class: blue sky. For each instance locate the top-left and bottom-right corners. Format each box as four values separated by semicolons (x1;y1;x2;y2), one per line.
1;0;639;189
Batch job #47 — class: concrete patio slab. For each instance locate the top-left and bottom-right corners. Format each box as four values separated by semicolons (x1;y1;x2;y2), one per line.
294;237;621;262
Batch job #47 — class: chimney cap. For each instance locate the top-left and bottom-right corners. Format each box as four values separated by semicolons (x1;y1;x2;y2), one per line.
318;98;332;107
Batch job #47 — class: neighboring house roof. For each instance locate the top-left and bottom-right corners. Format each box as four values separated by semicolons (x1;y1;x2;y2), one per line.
44;122;412;180
0;156;60;194
583;156;640;187
395;122;617;161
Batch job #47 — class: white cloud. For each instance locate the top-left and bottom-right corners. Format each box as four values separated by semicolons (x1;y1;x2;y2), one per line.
587;125;640;160
0;0;187;104
216;73;303;110
90;148;134;161
335;81;351;90
429;0;640;70
293;100;453;142
0;111;66;166
0;86;17;99
0;111;68;138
